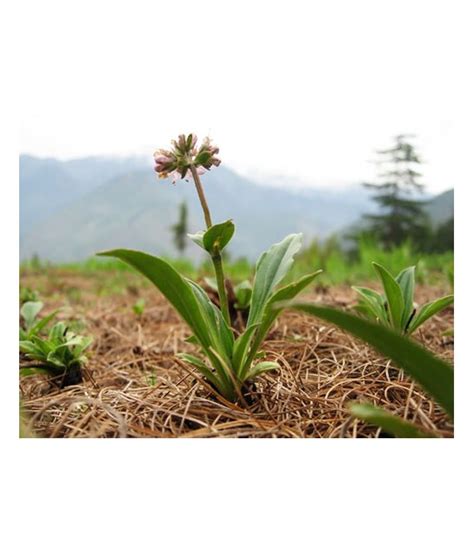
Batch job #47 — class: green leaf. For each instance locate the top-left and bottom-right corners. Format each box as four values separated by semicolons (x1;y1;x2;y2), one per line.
177;353;221;390
20;301;44;330
247;234;303;327
246;361;280;380
203;220;235;254
352;286;388;324
28;309;59;337
258;270;322;341
97;249;213;350
48;322;67;342
241;271;321;377
187;280;234;364
233;323;259;378
20;367;51;377
395;266;416;329
372;262;404;329
283;303;454;419
407;295;454;334
234;280;252;309
350;403;436;438
19;340;43;357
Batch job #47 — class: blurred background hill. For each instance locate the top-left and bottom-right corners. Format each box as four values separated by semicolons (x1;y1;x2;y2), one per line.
19;154;453;263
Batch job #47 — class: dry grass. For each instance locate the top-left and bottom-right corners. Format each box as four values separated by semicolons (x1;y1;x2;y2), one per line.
20;271;454;438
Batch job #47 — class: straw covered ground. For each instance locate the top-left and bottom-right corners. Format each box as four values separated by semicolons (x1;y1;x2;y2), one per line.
19;270;454;438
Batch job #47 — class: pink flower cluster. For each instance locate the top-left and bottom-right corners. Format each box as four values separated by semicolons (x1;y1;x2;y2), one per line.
154;134;221;184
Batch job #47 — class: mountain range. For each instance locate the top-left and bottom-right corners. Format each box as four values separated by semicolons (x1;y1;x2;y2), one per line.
19;155;454;263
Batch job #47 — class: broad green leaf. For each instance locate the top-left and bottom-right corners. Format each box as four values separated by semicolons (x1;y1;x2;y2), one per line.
49;322;67;342
97;249;213;350
408;295;454;334
395;266;416;329
372;262;404;329
233;323;259;378
184;280;235;397
203;220;235;254
350;403;435;438
177;353;222;390
352;286;388;324
187;280;234;363
20;301;44;330
258;270;321;341
19;340;43;357
247;234;303;327
284;303;454;419
242;271;321;375
29;337;53;358
246;361;280;380
46;351;68;368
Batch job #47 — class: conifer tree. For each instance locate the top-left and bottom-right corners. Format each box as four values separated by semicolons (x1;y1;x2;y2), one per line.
171;201;188;255
364;134;429;248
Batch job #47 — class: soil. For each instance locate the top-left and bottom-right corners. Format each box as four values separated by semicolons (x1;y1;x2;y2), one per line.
19;270;454;438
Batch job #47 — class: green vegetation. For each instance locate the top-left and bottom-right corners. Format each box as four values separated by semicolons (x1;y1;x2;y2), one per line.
100;234;322;402
98;135;324;402
132;298;146;317
353;263;453;334
288;236;453;287
19;286;39;304
20;301;59;341
19;301;92;387
19;134;454;438
20;236;454;292
284;303;453;436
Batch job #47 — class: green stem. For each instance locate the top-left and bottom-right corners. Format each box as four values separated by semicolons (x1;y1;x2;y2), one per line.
190;165;231;326
190;165;212;228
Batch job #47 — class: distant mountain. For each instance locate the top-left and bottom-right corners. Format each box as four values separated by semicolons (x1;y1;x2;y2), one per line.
20;154;145;234
424;189;454;224
337;188;454;246
19;155;453;263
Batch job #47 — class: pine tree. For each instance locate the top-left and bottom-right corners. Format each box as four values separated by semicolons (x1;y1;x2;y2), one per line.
171;201;188;255
363;134;429;249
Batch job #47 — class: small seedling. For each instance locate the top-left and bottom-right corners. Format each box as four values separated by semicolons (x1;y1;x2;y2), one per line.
133;298;146;317
20;287;39;304
20;321;92;387
352;263;453;334
20;301;58;340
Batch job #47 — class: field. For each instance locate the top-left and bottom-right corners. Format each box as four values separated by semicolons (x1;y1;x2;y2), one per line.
19;245;454;438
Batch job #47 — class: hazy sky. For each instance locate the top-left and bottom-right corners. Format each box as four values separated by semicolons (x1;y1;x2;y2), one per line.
19;0;472;193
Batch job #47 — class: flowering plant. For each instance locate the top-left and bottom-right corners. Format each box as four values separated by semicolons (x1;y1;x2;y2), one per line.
99;134;321;402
